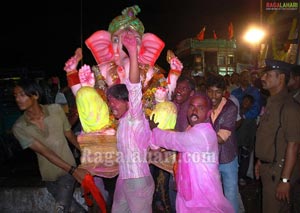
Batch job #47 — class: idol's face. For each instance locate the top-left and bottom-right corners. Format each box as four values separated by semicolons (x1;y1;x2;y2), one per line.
111;29;142;64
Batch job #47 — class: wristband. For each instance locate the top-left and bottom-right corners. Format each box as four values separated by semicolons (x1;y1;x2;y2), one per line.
68;165;77;175
280;177;290;183
66;71;80;87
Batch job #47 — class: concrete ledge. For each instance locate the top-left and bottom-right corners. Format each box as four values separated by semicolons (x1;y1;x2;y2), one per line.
0;187;88;212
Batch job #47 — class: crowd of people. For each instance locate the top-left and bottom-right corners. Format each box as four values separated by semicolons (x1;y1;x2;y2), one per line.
10;4;300;213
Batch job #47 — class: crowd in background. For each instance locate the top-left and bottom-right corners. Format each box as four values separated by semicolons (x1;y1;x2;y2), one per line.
18;62;297;213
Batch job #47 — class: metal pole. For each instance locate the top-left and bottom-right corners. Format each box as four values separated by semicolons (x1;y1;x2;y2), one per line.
296;0;300;65
80;0;83;66
260;0;263;26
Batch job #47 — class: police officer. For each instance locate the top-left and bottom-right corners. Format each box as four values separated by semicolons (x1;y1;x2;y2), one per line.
255;59;300;213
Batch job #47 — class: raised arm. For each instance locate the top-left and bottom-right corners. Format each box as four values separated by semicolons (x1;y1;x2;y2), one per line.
166;50;183;100
122;31;140;83
63;48;83;96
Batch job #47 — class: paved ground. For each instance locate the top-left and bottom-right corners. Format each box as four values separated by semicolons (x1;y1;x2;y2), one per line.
239;179;262;213
0;148;262;213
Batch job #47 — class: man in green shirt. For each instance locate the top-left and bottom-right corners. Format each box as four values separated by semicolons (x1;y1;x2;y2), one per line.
12;79;88;212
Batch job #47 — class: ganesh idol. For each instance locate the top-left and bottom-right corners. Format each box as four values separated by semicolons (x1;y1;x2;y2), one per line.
64;5;183;102
62;5;183;179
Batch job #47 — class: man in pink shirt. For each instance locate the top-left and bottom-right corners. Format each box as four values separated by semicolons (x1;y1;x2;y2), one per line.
151;93;234;212
106;27;154;212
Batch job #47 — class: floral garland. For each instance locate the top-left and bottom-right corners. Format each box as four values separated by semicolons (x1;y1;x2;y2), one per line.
91;64;168;127
142;71;168;117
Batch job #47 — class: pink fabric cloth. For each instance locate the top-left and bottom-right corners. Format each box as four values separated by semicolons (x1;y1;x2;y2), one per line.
152;123;234;213
112;176;154;213
117;81;152;179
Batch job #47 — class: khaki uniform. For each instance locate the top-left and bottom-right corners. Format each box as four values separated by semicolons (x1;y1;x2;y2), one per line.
256;89;300;213
292;89;300;104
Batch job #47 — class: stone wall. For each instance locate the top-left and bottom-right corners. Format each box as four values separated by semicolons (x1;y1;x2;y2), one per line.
0;187;87;212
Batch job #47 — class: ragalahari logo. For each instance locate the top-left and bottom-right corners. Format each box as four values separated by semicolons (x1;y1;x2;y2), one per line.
266;1;298;10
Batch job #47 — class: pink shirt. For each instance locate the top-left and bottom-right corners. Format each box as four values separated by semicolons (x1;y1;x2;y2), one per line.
152;123;234;212
117;81;152;179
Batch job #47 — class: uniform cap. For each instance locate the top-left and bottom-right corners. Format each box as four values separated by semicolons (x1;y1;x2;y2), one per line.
264;59;294;74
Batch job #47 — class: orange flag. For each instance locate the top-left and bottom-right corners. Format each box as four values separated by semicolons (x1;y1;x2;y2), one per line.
213;30;217;40
228;22;234;40
197;27;206;41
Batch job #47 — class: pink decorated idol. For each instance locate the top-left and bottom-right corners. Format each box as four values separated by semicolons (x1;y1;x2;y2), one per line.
154;87;169;103
166;50;183;100
78;64;95;87
143;66;156;88
63;48;83;95
85;5;165;89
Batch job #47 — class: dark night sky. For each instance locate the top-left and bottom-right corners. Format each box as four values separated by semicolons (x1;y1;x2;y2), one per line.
1;0;260;78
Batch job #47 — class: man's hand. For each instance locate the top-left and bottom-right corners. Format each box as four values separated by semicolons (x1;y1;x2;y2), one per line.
276;182;290;203
148;114;159;130
255;159;261;180
121;30;139;56
73;167;90;184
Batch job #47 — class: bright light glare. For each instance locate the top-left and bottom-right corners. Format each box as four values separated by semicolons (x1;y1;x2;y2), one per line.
244;28;265;44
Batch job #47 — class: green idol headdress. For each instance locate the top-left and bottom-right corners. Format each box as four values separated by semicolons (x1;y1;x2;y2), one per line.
108;5;145;36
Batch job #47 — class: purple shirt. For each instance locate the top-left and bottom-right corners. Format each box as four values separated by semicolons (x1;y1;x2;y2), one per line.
210;99;238;164
152;123;234;212
117;81;152;179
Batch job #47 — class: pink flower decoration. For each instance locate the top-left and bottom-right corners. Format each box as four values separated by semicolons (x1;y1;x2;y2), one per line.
79;64;95;87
